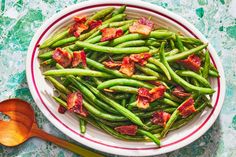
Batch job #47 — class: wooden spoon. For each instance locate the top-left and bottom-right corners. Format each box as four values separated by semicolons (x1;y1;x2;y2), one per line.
0;98;103;157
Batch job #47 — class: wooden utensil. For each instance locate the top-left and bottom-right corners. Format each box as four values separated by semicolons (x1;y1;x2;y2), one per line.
0;98;103;157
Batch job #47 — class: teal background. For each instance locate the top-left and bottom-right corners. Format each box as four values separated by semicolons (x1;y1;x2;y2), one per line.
0;0;236;156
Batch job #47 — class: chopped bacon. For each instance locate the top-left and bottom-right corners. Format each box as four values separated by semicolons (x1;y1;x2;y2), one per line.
58;105;67;114
149;85;166;102
114;125;138;136
119;57;135;76
130;53;152;65
138;17;154;28
67;91;88;117
72;50;87;67
137;88;151;109
172;86;191;98
178;54;201;71
129;17;154;36
73;16;87;23
178;97;196;118
103;60;121;68
100;28;123;42
52;48;72;67
151;111;171;127
73;23;89;37
88;20;102;30
136;85;165;109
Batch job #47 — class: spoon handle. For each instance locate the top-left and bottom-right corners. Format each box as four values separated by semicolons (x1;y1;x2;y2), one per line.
30;123;103;157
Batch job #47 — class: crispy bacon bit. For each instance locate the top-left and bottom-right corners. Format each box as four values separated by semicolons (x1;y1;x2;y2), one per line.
130;53;152;65
73;23;89;37
88;20;102;30
52;48;72;67
119;57;135;76
58;105;67;114
137;88;151;109
149;85;166;102
100;28;123;42
172;86;191;98
178;97;196;118
178;54;201;71
67;91;88;117
72;50;87;67
129;17;154;35
103;60;122;68
73;16;86;23
136;85;166;109
138;17;154;28
114;125;138;136
151;111;171;127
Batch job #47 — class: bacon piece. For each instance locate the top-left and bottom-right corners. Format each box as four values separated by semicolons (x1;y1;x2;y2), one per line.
178;54;201;71
67;91;88;117
73;16;87;23
172;86;191;98
130;53;152;65
73;23;89;37
58;105;67;114
52;48;72;67
119;57;135;76
100;28;123;42
138;17;154;28
178;97;196;118
114;125;138;136
151;111;171;127
137;88;151;109
88;20;102;30
72;50;87;67
149;85;166;102
103;60;122;68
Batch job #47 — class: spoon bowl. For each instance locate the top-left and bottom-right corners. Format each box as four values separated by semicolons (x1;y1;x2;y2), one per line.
0;98;103;157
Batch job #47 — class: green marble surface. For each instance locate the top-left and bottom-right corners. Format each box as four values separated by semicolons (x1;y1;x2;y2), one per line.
0;0;236;156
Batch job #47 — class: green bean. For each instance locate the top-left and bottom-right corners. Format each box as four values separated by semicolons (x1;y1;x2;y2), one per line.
191;78;200;86
179;36;203;45
208;69;219;77
159;42;215;94
38;51;54;60
121;99;126;107
45;76;71;95
112;5;126;17
85;35;102;44
103;12;113;21
52;96;68;108
109;20;134;27
118;23;133;31
97;78;154;90
93;116;132;127
136;64;160;78
110;86;138;94
109;31;173;46
164;93;182;103
77;78;146;127
86;7;115;24
160;98;179;107
113;94;130;100
129;94;137;104
150;128;163;134
96;121;145;141
160;109;179;138
51;27;99;48
87;58;157;81
103;14;126;25
90;52;99;60
79;118;87;134
76;41;149;54
202;51;210;79
112;54;127;60
98;54;109;62
145;39;161;48
145;63;163;73
165;44;208;62
44;68;114;78
40;29;70;49
137;129;160;145
175;35;184;52
40;59;55;66
83;99;127;121
115;40;146;48
169;39;175;49
148;57;171;80
175;70;211;88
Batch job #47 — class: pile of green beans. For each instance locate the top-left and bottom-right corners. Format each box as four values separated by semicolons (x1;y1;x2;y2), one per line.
38;6;219;146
